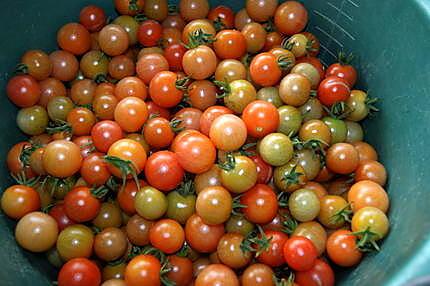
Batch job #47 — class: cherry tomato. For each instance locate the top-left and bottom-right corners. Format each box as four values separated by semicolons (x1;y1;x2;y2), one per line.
326;61;357;88
172;131;216;174
145;151;184;192
49;50;79;81
7;75;41;108
326;143;359;174
43;140;83;178
136;53;169;84
114;0;144;16
327;229;362;267
274;1;308;35
149;71;184;108
215;59;247;83
283;236;317;271
125;255;161;286
1;185;40;219
137;20;163;47
56;224;94;260
183;46;217;80
196;186;232;225
246;0;278;22
107;139;147;178
317;76;351;106
98;24;130;56
164;44;187;71
295;259;335;286
135;186;168;220
58;258;101;286
241;263;274;286
7;142;36;178
258;230;288;267
241;184;278;224
249;53;282;87
214;30;247;60
94;227;128;261
348;180;389;213
242;100;279;138
208;5;235;30
91;120;124;152
355;160;387;186
185;214;225;253
195;264;239;286
126;214;153;245
21;50;52;81
67;107;96;136
217;233;252;269
79;5;106;32
241;23;266;54
114;96;148;132
144;117;175;148
57;23;91;55
93;93;118;120
64;187;101;222
209;114;247;151
149;219;185;254
80;152;111;186
115;76;148;100
279;73;311;106
234;9;252;30
146;101;171;119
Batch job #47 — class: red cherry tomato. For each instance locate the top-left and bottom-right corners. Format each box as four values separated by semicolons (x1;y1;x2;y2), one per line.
242;100;279;138
91;120;124;152
326;62;357;88
64;186;101;222
317;76;351;106
58;258;101;286
208;5;235;29
137;20;163;47
164;44;187;71
7;75;41;107
49;203;76;231
240;184;278;224
283;236;318;271
145;151;185;192
199;105;234;136
146;101;171;119
257;230;288;267
295;259;335;286
149;71;184;108
249;53;282;87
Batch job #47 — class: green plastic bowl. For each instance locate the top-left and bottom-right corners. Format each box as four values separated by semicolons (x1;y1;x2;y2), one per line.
1;0;429;285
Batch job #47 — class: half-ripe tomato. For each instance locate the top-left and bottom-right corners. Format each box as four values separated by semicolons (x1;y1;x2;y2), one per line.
348;180;389;213
136;53;169;85
164;44;187;71
64;186;101;222
295;259;335;286
209;114;247;151
58;258;101;286
257;230;288;267
240;184;278;224
80;152;111;186
106;139;147;178
145;151;184;192
49;203;76;231
125;255;161;286
114;96;148;132
242;100;279;138
208;5;235;29
213;30;247;60
91;120;124;153
146;101;171;119
7;75;41;107
115;76;148;100
185;214;225;253
137;20;162;47
1;185;40;219
149;218;185;254
117;179;147;214
274;1;308;35
182;45;217;80
326;229;362;267
317;76;350;106
250;155;273;184
283;236;318;271
149;71;184;108
326;62;357;88
43;140;83;178
171;131;216;174
200;106;234;136
72;136;94;158
249;53;282;87
296;56;325;79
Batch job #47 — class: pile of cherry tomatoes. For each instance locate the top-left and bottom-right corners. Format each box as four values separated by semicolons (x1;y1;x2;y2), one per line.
1;0;390;285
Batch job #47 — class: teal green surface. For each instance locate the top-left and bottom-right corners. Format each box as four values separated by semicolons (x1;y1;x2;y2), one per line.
0;0;429;285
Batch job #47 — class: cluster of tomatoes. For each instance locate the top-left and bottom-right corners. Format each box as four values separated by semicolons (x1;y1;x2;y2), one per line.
1;0;390;285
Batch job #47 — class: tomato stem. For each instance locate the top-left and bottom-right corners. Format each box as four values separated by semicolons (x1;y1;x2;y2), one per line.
170;117;185;133
213;80;231;98
14;63;29;75
330;203;353;224
231;195;247;216
281;216;298;235
185;28;216;49
351;227;381;252
217;152;236;171
128;0;139;11
337;51;355;65
213;16;226;32
10;171;41;187
45;120;72;136
104;155;140;191
263;17;276;33
281;164;304;187
134;13;147;23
